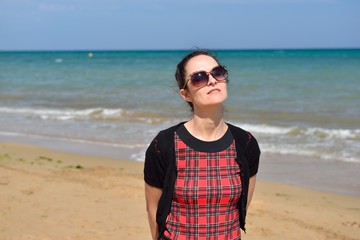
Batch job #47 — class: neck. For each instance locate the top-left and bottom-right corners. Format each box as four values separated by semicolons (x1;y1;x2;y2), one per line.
185;106;227;141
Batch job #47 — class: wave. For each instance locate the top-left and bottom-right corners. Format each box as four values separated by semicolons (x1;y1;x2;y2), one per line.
1;107;359;140
1;106;359;143
1;107;359;163
240;123;360;140
260;143;359;163
1;107;359;141
0;107;167;124
235;122;360;163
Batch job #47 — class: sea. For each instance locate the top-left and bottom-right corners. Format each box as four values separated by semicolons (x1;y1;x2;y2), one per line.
0;49;359;196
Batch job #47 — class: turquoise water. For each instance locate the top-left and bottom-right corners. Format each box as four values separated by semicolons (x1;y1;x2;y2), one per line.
0;49;359;165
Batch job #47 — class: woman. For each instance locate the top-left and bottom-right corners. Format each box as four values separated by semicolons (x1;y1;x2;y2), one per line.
144;50;260;240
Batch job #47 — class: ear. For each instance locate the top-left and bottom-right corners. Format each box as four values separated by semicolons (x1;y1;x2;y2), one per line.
179;89;192;103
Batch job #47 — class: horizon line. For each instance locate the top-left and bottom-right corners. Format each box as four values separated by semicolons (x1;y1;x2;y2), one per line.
1;47;360;52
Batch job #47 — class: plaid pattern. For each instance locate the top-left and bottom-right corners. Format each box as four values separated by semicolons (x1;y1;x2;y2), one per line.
164;133;242;240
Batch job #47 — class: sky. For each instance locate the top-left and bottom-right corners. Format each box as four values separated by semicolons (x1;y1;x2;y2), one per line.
0;0;359;50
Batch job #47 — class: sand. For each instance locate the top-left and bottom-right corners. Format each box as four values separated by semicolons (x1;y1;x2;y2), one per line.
0;141;359;240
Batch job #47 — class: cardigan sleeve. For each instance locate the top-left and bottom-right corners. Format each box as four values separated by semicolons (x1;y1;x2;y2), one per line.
144;134;167;189
246;133;261;177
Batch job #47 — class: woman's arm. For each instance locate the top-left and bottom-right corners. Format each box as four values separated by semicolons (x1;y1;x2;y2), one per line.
247;175;257;209
145;182;163;240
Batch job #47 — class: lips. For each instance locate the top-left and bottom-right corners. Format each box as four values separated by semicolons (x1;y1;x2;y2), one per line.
207;88;221;94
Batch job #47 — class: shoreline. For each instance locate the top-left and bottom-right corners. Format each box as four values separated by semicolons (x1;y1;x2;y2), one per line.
1;133;359;197
1;141;360;239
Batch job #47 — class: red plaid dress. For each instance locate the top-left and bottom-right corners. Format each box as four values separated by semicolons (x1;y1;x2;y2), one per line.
164;127;242;240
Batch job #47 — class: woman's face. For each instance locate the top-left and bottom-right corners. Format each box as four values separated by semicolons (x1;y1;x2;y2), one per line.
180;55;228;111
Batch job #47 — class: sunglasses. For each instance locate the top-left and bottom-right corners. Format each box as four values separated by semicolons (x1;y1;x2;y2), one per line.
183;65;229;89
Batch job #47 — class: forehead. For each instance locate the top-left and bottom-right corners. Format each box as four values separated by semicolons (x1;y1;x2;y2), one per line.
186;55;219;74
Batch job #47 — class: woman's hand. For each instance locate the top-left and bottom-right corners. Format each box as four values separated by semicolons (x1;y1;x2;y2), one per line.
247;175;257;209
145;183;163;240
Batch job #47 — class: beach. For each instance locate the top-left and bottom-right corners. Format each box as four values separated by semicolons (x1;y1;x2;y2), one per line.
1;49;359;239
1;141;359;240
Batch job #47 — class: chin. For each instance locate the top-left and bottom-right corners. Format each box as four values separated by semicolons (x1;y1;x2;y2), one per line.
201;99;227;109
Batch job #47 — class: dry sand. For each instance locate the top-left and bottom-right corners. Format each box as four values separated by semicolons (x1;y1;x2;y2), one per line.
0;141;359;240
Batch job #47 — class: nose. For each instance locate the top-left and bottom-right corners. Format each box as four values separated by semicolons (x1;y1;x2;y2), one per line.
207;74;217;86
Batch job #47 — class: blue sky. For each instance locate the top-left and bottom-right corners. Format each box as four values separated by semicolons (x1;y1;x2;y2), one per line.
0;0;359;50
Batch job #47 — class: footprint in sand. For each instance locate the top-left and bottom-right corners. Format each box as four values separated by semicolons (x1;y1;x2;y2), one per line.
21;187;39;195
0;177;10;185
342;221;360;228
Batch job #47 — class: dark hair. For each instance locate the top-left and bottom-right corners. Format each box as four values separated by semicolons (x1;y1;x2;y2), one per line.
175;50;221;111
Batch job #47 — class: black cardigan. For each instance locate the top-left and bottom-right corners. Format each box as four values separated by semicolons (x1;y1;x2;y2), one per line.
144;123;260;239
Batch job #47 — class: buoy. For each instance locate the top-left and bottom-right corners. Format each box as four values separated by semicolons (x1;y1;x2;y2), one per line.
88;52;94;58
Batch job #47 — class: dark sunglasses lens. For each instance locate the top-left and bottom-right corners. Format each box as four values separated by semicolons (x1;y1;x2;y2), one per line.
212;66;228;80
191;71;209;87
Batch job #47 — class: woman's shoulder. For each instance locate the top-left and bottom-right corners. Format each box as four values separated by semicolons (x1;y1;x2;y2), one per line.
151;122;185;150
226;123;259;146
227;123;251;137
